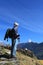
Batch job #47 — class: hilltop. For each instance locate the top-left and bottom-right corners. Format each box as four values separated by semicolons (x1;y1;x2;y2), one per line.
0;44;41;65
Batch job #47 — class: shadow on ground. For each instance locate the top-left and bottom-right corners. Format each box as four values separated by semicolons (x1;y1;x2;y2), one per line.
0;53;11;59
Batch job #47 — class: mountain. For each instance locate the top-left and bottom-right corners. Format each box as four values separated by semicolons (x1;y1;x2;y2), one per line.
17;42;43;59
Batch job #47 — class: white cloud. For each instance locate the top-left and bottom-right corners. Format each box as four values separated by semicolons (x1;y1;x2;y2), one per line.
28;39;32;42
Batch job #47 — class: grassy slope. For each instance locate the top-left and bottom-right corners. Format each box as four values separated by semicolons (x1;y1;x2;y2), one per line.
0;46;42;65
39;60;43;65
16;52;40;65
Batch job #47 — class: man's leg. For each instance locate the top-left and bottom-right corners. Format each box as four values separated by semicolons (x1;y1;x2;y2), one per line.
11;39;16;58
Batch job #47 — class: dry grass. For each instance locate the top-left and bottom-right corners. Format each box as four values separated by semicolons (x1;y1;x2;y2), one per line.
39;60;43;65
16;52;40;65
0;46;41;65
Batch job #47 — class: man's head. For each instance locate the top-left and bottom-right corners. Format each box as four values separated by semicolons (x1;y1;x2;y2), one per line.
14;22;19;27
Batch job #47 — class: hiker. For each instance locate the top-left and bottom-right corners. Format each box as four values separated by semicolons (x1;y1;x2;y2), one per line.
11;22;19;58
4;22;20;58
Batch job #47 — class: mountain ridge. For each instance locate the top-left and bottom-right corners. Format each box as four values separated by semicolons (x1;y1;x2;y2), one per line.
17;42;43;59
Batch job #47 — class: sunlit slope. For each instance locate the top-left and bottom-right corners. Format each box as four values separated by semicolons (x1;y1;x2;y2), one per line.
0;45;41;65
39;60;43;65
16;51;40;65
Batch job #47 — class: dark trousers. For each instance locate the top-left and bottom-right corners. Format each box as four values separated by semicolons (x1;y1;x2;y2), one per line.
11;39;16;58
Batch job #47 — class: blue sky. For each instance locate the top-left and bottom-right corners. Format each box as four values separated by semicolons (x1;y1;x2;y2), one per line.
0;0;43;44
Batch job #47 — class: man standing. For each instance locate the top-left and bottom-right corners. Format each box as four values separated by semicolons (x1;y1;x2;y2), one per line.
11;22;19;58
